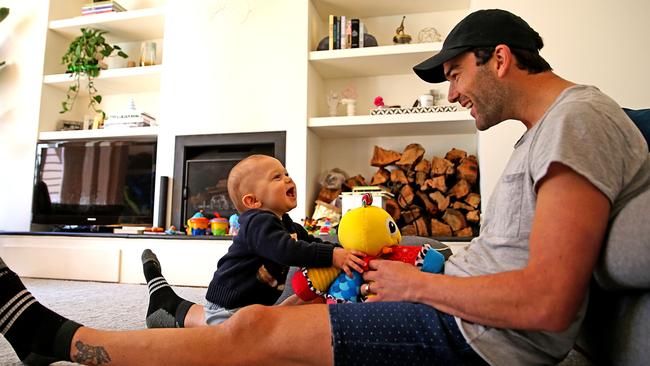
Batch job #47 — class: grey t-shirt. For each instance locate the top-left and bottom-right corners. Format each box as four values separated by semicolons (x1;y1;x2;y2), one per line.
444;85;650;365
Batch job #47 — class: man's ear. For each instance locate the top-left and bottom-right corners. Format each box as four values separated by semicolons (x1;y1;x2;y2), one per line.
242;194;261;209
493;44;512;78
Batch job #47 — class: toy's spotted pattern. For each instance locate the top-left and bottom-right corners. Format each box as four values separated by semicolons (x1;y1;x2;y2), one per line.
329;302;487;365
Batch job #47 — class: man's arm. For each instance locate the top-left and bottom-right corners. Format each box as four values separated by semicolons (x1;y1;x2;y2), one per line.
364;162;610;332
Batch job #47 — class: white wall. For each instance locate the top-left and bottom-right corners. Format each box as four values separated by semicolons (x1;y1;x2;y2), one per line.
156;0;309;223
0;2;48;231
473;0;650;206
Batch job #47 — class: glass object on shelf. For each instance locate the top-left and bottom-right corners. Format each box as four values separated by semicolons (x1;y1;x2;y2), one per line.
140;41;157;66
327;90;340;117
417;27;442;43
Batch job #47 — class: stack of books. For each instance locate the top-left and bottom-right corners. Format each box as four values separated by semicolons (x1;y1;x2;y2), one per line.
328;15;365;50
103;100;157;128
82;1;126;16
104;112;156;128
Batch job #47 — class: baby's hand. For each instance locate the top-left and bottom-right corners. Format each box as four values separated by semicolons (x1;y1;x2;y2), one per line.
332;248;366;278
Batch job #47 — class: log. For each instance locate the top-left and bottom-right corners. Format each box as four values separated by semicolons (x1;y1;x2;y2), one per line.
415;171;428;187
423;176;447;192
430;218;452;237
465;193;481;209
414;158;431;173
396;143;425;169
466;210;480;223
457;156;479;185
445;148;467;164
401;207;422;224
385;198;401;221
452;201;475;211
429;191;450;211
401;224;417;236
370;146;401;167
449;179;471;199
442;208;467;232
407;169;416;184
390;168;409;185
413;217;429;236
370;168;390;186
316;187;340;203
345;175;367;189
430;156;455;176
454;227;473;237
416;191;438;215
397;184;415;208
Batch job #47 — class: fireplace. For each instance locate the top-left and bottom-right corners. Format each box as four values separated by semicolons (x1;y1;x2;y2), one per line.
171;131;286;230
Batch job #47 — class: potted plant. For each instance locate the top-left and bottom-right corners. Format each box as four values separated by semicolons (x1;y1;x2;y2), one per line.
0;7;8;68
60;27;128;115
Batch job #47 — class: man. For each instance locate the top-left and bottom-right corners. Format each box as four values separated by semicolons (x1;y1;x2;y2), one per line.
1;9;648;366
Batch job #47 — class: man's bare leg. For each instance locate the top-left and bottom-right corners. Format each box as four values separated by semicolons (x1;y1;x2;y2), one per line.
183;303;207;327
70;304;333;366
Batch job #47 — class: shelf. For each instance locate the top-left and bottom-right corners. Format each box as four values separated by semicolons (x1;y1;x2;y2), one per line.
43;65;162;94
49;7;165;42
38;126;158;141
312;0;470;19
308;111;474;138
309;42;441;78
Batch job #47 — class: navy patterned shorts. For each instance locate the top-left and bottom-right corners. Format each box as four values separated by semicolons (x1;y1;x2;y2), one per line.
329;302;488;366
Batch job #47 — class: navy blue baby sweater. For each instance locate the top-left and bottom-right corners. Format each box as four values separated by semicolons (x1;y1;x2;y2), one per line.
205;209;336;308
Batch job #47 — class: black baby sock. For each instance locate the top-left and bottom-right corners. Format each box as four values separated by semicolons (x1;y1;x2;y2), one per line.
142;249;195;328
0;257;82;365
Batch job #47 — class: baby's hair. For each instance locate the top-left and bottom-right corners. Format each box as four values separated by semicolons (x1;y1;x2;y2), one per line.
227;154;271;213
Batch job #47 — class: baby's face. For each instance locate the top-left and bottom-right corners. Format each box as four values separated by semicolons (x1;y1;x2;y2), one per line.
252;157;297;217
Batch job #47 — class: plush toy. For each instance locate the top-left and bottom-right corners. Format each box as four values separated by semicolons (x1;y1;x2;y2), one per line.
292;193;445;303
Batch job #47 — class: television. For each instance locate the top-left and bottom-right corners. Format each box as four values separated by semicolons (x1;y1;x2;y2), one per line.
32;139;157;227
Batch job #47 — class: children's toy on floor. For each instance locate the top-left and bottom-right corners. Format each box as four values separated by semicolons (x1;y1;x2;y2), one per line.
292;193;445;303
210;213;229;236
186;211;209;236
228;213;240;236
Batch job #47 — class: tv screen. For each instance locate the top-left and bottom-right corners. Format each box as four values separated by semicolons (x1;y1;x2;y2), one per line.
32;139;157;226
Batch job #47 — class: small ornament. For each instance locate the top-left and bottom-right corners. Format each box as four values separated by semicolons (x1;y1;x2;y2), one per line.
361;193;373;207
374;96;385;108
417;27;442;43
392;16;412;44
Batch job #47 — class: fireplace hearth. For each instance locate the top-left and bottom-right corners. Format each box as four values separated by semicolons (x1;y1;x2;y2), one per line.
171;131;286;230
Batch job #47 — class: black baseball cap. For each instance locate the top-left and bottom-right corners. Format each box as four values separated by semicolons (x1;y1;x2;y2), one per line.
413;9;543;83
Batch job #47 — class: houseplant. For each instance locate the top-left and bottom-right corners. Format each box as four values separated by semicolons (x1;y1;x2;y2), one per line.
60;27;128;115
0;7;8;68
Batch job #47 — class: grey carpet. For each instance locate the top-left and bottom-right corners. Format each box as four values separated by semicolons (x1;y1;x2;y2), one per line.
0;278;591;365
0;278;205;366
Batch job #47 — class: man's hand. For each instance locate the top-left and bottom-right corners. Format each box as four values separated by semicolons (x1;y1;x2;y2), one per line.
362;259;426;302
332;248;366;278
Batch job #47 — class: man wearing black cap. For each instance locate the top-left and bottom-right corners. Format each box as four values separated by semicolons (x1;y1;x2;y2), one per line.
1;9;648;366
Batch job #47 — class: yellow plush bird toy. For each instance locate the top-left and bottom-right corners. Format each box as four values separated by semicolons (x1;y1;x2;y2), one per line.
292;193;443;303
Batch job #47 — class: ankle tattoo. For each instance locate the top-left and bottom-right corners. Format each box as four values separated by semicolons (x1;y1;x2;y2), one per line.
73;340;112;365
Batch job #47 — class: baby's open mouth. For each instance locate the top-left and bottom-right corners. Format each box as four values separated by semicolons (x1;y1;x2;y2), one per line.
286;186;296;198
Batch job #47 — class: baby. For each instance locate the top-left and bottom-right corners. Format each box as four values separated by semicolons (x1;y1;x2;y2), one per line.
142;154;365;327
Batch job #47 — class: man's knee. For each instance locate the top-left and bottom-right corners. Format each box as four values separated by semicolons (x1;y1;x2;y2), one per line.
223;304;275;336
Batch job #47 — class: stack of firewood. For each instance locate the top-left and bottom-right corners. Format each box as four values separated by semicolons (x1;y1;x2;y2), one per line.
366;144;481;238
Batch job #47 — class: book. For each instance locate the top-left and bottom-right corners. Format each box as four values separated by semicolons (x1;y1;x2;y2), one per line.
328;15;334;50
350;19;360;48
359;21;365;48
346;18;352;49
340;15;347;49
333;15;339;49
113;226;146;234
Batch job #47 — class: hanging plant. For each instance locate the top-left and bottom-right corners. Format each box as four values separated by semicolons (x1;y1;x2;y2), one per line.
0;7;9;68
60;27;128;114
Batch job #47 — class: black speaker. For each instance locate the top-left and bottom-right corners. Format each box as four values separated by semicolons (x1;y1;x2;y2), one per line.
157;176;169;228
